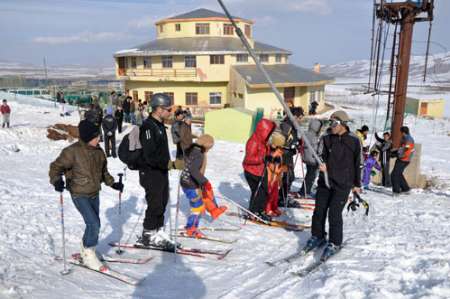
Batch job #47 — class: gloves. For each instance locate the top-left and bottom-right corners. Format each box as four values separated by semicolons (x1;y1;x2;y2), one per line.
264;155;273;163
174;159;185;170
168;160;175;170
111;182;124;192
53;178;65;192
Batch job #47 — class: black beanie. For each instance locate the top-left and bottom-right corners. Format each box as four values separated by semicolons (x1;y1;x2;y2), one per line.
78;119;100;143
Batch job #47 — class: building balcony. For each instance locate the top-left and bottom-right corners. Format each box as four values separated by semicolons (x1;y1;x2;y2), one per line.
117;68;199;80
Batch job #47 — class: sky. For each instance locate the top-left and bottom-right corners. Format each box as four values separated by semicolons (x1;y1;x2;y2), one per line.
0;0;449;68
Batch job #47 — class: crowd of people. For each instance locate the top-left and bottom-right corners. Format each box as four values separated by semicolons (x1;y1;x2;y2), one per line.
48;90;416;270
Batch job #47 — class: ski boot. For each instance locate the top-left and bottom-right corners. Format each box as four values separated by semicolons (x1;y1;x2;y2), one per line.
137;228;181;251
185;227;206;239
302;236;326;254
320;243;341;262
80;245;108;272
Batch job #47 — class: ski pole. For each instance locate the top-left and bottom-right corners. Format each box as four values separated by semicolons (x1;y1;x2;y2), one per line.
116;173;125;255
59;193;71;275
216;195;270;224
173;170;182;262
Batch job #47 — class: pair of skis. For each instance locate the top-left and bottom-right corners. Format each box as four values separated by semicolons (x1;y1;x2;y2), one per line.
226;212;310;231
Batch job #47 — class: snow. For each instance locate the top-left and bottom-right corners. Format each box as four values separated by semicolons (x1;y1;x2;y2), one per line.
0;93;450;298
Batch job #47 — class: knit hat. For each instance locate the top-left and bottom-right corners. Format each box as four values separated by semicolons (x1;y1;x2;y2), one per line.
269;131;286;147
196;134;214;149
78;119;100;143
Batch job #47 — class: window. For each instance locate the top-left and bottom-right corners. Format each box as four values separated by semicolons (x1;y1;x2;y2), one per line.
223;24;234;35
175;23;181;31
130;57;137;69
160;24;164;33
209;92;222;105
184;56;197;68
236;54;248;63
210;55;225;65
163;92;174;105
195;23;210;35
245;24;251;38
143;56;152;69
185;93;198;105
162;56;173;68
144;91;153;102
276;54;282;63
259;54;269;63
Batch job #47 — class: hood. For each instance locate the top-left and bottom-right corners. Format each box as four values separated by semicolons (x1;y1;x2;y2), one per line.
254;119;275;142
308;119;323;135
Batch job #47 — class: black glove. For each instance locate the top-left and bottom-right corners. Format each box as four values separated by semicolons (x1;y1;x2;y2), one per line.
273;156;282;164
111;182;124;192
54;178;65;192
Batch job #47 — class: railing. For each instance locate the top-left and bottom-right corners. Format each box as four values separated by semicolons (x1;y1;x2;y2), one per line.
119;68;198;78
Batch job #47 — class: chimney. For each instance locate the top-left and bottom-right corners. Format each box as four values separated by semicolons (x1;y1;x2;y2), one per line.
313;63;320;74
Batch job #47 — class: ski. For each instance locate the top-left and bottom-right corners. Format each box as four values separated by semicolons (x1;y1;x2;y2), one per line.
291;245;344;277
108;242;232;260
174;231;237;244
226;212;310;231
266;243;326;267
68;254;140;285
173;226;241;232
100;254;153;265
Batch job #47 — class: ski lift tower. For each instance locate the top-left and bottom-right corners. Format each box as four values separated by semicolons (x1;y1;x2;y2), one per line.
375;0;434;148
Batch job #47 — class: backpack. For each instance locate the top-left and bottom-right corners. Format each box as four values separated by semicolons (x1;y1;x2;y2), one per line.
118;131;142;170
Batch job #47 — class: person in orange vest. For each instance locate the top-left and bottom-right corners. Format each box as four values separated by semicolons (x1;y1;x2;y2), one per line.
264;131;287;217
391;126;415;194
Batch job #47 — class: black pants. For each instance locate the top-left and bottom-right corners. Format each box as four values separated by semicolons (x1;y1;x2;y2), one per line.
391;159;410;193
279;164;295;203
117;120;123;134
104;133;116;157
245;171;268;214
299;164;318;196
139;168;169;230
381;161;392;187
311;185;350;246
175;143;183;160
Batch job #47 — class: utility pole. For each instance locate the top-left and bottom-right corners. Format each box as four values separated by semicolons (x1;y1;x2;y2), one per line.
376;1;434;148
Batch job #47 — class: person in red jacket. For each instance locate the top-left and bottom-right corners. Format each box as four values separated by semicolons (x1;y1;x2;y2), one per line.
1;99;11;128
243;119;276;221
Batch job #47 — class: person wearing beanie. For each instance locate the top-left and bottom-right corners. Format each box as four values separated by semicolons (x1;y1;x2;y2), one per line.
180;134;227;237
302;110;362;261
49;119;124;271
102;109;118;158
264;131;287;217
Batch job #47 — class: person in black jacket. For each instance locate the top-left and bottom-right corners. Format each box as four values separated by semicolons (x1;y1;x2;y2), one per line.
374;131;392;187
114;106;124;134
136;93;179;251
102;108;118;157
303;110;362;260
122;96;131;123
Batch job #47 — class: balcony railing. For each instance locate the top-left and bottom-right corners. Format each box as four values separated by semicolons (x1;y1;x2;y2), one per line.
118;68;198;78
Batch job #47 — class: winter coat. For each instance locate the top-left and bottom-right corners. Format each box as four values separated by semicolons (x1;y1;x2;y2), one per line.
243;119;276;177
180;145;208;189
122;100;131;114
102;114;117;135
114;110;124;122
398;134;415;162
302;119;322;166
362;156;381;186
171;120;183;144
179;122;196;151
49;141;114;197
374;133;392;166
318;131;362;190
140;115;170;171
0;104;11;114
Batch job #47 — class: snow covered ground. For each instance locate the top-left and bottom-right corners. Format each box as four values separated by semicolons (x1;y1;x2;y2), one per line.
0;92;449;298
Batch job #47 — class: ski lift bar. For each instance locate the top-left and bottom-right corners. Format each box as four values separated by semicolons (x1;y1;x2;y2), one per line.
216;0;330;188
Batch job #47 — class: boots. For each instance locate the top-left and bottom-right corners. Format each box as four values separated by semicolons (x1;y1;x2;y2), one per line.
203;196;227;220
80;245;107;271
137;228;180;251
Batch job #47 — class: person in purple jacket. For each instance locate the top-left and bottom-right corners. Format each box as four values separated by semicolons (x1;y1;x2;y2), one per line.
362;150;381;189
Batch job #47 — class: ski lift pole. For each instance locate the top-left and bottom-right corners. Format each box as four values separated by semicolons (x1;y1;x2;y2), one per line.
59;193;71;275
217;0;330;189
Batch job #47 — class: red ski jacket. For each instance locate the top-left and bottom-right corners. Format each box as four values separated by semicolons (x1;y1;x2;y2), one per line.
243;119;275;177
1;104;11;114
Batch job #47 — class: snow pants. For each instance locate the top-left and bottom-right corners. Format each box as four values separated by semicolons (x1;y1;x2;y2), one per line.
311;185;350;246
245;171;268;214
71;195;100;248
139;168;169;230
391;159;410;194
182;188;205;230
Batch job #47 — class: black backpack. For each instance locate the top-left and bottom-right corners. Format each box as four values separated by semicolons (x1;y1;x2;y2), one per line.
118;132;142;170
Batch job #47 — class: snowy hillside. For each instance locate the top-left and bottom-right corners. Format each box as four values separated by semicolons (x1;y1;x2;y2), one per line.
0;93;450;298
322;51;450;83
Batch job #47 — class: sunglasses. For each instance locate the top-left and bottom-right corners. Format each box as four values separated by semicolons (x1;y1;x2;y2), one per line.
162;107;172;112
330;119;343;128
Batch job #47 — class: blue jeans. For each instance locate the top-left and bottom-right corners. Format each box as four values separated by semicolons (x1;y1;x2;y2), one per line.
71;195;100;248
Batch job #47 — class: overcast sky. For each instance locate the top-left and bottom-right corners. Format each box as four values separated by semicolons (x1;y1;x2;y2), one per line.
1;0;449;68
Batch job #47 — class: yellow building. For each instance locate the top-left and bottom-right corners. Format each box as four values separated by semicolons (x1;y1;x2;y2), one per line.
405;97;445;119
114;8;334;117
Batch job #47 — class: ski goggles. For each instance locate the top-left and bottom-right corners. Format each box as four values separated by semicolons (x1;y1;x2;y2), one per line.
329;119;343;128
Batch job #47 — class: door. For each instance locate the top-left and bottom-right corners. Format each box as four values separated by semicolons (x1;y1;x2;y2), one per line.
420;102;428;116
284;87;295;107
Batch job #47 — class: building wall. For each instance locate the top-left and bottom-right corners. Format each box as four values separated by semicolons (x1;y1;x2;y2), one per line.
229;68;248;108
125;80;228;106
204;108;254;143
423;100;445;118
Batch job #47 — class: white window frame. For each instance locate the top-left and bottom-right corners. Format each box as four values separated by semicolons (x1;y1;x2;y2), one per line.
237;54;248;63
196;23;210;35
162;56;173;68
184;56;197;68
209;92;222;105
259;54;269;63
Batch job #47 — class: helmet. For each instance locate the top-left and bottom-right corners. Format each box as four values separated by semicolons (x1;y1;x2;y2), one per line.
150;93;171;109
269;131;286;147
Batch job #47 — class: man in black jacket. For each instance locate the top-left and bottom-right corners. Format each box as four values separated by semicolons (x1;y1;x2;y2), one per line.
374;131;392;187
102;109;118;157
303;110;362;260
136;93;178;251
